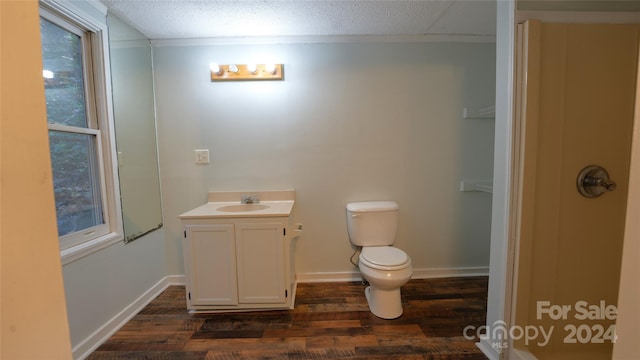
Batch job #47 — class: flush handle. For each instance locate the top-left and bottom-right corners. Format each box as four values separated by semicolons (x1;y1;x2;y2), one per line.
577;165;617;198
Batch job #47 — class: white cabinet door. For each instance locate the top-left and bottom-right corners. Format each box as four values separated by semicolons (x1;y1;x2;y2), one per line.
184;224;237;306
235;222;286;304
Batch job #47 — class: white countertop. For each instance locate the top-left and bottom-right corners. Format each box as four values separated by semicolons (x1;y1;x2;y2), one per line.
179;200;295;219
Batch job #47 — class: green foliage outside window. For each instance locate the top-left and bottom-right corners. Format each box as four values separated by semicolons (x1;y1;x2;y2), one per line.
41;17;104;237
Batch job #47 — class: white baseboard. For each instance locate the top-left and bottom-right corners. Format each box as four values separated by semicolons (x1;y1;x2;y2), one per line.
296;271;363;283
73;275;185;360
412;266;489;279
296;266;489;283
164;274;187;286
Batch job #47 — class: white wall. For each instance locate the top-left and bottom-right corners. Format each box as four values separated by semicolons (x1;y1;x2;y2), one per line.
109;19;163;241
153;41;496;277
63;229;165;350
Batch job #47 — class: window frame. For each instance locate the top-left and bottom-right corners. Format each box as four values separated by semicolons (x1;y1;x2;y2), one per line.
40;0;123;264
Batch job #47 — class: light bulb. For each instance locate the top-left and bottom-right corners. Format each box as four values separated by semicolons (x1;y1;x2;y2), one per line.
246;64;257;74
209;63;222;75
265;64;277;74
228;64;239;73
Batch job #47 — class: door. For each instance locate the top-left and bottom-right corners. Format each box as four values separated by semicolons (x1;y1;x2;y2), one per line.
235;222;286;304
512;20;638;358
184;224;237;306
613;49;640;358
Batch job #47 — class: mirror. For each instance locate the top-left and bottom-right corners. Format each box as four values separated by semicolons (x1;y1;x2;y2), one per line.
108;13;163;242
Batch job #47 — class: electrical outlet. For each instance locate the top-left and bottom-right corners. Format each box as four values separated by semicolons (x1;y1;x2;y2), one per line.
194;149;210;164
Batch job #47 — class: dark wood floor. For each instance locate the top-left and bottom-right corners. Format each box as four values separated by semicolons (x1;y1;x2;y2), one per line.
89;277;489;360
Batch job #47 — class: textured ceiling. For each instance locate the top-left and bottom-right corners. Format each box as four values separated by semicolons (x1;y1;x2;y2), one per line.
100;0;496;40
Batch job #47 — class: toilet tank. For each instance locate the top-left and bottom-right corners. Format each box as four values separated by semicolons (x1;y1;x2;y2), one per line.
346;201;399;246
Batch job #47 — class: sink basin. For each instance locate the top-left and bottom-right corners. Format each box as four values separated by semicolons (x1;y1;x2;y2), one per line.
216;204;270;212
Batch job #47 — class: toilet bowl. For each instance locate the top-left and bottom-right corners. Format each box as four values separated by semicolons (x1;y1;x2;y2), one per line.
359;246;413;319
345;201;413;319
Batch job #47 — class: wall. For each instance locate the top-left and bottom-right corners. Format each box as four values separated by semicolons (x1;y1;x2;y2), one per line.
518;0;640;12
612;35;640;359
478;1;515;359
153;41;496;278
63;230;165;352
109;14;164;242
1;1;73;358
39;1;169;357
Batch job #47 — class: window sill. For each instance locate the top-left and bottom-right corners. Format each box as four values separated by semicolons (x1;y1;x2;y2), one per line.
60;231;123;265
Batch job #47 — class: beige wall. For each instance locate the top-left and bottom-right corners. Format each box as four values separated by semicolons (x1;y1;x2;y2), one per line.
0;1;73;358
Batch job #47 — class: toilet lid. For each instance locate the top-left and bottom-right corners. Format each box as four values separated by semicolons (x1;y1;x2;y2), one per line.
361;246;409;267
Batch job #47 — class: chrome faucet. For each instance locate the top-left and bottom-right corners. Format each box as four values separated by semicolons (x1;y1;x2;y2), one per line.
241;194;260;204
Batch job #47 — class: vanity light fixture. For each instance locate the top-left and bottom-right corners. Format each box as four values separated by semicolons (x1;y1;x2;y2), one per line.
265;63;277;74
209;63;222;75
210;63;284;82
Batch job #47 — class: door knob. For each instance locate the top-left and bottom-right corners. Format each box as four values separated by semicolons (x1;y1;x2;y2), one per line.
577;165;617;198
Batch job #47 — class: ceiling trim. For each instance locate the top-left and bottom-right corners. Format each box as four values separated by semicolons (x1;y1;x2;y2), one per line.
150;34;496;47
516;10;640;24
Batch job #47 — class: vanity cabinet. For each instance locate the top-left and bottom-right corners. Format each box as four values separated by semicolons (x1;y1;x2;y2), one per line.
179;190;298;312
183;223;237;306
181;216;295;312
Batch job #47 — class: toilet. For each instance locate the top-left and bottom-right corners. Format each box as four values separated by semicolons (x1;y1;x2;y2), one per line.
346;201;413;319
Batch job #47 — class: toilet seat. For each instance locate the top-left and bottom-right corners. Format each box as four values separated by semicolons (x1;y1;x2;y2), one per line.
360;246;410;271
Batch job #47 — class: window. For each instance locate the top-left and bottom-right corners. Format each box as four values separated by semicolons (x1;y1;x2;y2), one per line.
40;3;123;263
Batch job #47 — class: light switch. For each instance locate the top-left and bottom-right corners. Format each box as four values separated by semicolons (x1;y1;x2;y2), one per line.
194;149;210;164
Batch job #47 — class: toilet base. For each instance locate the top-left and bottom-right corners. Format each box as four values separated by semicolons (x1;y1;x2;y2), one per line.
364;285;403;319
